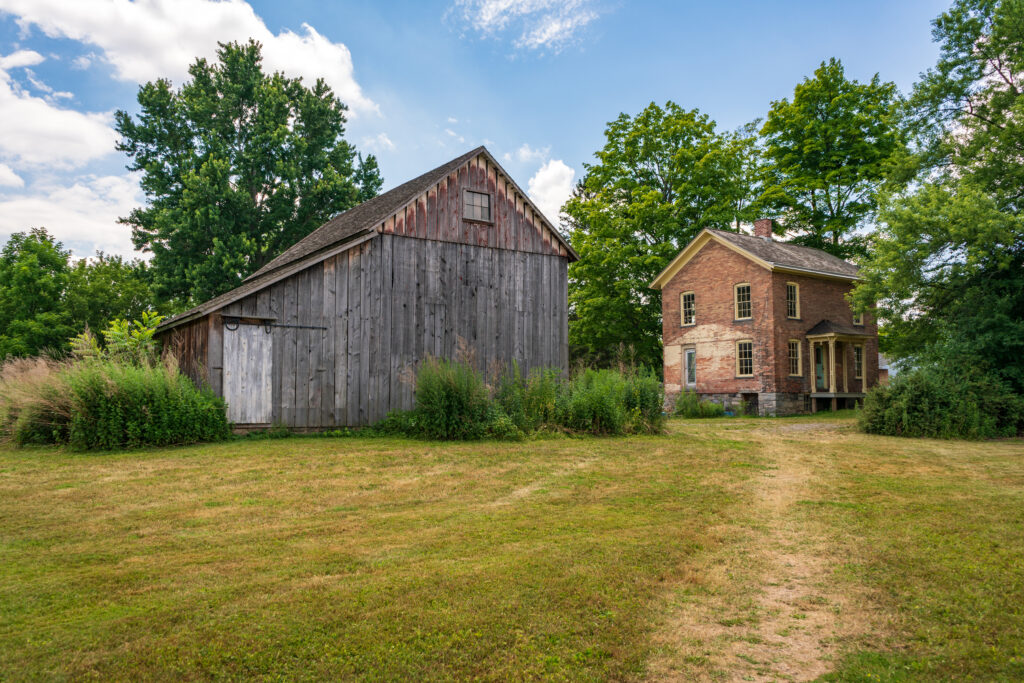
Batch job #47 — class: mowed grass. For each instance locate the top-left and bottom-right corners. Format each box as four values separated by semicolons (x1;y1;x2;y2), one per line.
1;416;1024;681
0;429;759;681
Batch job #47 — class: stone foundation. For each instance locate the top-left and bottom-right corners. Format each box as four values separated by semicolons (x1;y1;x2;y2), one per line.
665;389;810;417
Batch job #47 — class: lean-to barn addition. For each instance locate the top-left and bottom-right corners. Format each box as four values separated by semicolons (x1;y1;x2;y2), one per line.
157;147;577;429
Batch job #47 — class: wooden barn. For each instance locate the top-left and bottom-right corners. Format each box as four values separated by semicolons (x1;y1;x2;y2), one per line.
157;146;577;429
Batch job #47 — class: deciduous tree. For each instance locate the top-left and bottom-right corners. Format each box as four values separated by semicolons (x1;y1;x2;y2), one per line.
116;40;382;305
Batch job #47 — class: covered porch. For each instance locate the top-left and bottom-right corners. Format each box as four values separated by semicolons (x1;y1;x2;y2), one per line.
806;320;871;412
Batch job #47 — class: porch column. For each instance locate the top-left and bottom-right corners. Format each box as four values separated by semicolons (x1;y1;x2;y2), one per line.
828;338;837;393
842;341;848;393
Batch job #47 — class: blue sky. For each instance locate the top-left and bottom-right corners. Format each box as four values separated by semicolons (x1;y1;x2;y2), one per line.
0;0;950;259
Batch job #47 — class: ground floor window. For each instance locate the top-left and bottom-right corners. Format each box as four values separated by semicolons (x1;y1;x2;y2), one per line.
736;340;753;377
788;339;802;376
684;347;696;386
854;344;863;379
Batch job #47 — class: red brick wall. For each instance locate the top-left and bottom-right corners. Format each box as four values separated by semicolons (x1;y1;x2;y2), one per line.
661;240;775;395
661;238;879;397
770;272;879;394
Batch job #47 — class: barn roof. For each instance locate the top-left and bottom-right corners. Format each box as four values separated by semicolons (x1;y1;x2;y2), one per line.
650;227;860;289
158;146;576;332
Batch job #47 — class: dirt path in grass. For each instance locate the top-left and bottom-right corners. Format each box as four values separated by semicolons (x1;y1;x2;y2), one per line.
646;420;882;682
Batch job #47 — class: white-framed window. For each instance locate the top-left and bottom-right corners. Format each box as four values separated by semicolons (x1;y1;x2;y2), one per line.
463;190;492;222
734;283;751;320
684;347;696;386
852;310;864;326
788;339;802;376
680;291;695;326
854;344;864;379
786;282;800;319
736;339;753;377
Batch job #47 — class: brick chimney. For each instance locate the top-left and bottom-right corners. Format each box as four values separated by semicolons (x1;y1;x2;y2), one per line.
753;218;774;240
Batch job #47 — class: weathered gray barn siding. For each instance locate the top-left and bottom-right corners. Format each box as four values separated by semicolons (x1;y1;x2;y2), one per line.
215;233;567;428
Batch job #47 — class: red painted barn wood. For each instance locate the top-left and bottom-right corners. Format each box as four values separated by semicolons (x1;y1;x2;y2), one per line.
156;147;576;430
651;221;879;416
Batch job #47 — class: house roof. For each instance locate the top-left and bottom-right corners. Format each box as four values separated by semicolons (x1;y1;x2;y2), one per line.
650;227;861;289
158;146;575;332
805;319;871;337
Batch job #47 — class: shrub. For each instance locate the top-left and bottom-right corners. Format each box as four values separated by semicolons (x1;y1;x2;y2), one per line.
494;363;560;433
0;354;230;451
555;368;665;436
674;390;726;418
859;366;1024;440
63;359;230;450
412;357;494;440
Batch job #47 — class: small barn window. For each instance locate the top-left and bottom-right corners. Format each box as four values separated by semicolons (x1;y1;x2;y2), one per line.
681;291;695;326
854;344;864;379
734;283;751;320
786;282;800;319
736;340;753;377
788;339;802;376
463;190;492;222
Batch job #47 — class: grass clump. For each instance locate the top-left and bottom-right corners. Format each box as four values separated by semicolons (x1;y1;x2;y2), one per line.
859;366;1023;439
674;390;726;418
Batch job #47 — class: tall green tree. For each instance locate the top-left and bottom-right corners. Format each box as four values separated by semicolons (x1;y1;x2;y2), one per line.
0;229;76;358
761;58;904;257
116;40;383;305
564;102;762;368
65;253;156;335
853;0;1024;392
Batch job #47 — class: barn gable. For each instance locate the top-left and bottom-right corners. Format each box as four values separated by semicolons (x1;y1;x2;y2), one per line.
160;146;575;333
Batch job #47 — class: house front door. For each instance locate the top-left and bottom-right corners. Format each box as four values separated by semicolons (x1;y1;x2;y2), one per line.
814;344;827;391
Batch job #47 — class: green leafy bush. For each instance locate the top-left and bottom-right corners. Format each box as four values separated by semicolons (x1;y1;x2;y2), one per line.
555;368;665;436
859;367;1024;440
378;359;663;440
63;360;229;450
674;390;726;418
412;357;501;440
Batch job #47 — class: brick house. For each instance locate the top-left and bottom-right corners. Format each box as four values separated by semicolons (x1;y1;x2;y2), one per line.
650;219;879;416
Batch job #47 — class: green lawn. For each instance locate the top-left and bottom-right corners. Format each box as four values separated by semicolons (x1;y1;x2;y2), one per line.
1;417;1022;681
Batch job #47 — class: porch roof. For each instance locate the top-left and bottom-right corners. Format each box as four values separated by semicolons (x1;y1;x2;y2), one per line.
805;319;871;339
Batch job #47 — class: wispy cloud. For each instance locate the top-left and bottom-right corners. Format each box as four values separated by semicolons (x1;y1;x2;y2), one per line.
362;132;395;152
450;0;602;52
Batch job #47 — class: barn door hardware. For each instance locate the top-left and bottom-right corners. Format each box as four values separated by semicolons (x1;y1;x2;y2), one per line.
222;316;327;333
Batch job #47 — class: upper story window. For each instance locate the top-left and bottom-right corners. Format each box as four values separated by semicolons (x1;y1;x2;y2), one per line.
463;190;492;222
736;340;754;377
852;310;864;326
786;282;800;319
854;345;864;379
680;291;695;326
734;283;751;320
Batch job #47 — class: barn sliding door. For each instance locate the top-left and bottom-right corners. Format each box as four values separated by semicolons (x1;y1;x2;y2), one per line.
222;324;273;424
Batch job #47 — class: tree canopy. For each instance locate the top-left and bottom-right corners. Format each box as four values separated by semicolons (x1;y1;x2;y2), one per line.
564;102;762;367
760;58;904;258
116;39;382;306
0;229;154;359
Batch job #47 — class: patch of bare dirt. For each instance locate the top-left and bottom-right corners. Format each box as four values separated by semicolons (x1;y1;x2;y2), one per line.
646;421;884;682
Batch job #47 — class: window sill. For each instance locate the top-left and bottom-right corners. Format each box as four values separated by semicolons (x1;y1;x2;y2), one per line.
735;375;754;379
464;218;494;226
733;318;752;323
680;323;696;328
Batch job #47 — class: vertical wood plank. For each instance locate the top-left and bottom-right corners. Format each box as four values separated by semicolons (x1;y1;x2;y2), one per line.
335;252;349;425
308;263;324;428
347;246;362;425
294;268;310;429
322;257;336;426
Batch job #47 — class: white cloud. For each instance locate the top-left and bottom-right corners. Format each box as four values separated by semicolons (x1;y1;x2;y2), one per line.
527;159;574;226
514;142;549;163
0;174;141;257
25;68;73;99
362;132;395;152
0;51;118;168
0;49;43;69
444;128;465;143
0;163;24;187
71;54;94;70
447;116;458;123
451;0;601;52
0;0;378;115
